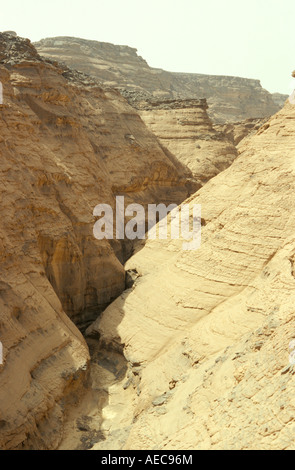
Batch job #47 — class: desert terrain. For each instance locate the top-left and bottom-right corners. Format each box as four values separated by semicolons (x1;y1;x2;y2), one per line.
0;31;294;451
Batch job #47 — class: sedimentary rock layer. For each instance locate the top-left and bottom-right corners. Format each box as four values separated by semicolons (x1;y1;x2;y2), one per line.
88;95;295;450
0;33;192;449
1;31;290;451
34;36;282;123
272;92;288;108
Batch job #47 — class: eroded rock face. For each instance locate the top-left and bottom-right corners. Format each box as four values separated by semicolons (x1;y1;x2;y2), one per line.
138;98;238;186
0;33;192;449
34;36;282;123
87;95;295;450
214;117;268;146
1;31;291;451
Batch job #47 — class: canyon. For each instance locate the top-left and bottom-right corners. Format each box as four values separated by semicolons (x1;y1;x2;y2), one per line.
0;31;294;451
87;98;295;450
0;32;192;449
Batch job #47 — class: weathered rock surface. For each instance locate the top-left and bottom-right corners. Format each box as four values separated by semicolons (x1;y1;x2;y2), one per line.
34;36;282;123
0;33;193;449
1;31;293;452
87;95;295;450
138;98;238;185
214;117;268;146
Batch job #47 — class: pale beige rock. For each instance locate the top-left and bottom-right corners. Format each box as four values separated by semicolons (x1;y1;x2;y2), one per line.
88;98;295;450
272;92;288;108
138;99;237;185
1;32;293;452
34;36;282;123
0;33;191;450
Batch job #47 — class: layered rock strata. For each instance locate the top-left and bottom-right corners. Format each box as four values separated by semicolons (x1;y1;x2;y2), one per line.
35;36;282;123
138;98;238;185
87;94;295;451
0;33;192;449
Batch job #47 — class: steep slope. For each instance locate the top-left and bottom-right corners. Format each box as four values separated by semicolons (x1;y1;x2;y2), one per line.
0;32;193;450
87;95;295;450
214;117;268;146
272;92;288;108
34;36;282;123
1;32;290;451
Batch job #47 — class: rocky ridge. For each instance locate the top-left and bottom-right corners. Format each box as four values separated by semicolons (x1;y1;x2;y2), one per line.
0;31;246;450
34;36;283;123
214;117;268;146
0;32;195;449
0;31;292;451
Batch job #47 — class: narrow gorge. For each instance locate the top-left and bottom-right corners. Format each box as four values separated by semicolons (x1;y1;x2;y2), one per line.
0;30;294;451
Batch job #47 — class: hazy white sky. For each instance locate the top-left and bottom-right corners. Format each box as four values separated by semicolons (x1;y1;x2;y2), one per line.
1;0;295;94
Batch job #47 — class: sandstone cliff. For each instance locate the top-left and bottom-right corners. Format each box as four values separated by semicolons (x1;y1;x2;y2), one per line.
86;93;295;450
214;117;268;146
137;98;238;186
1;31;292;451
0;32;195;449
34;36;282;123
